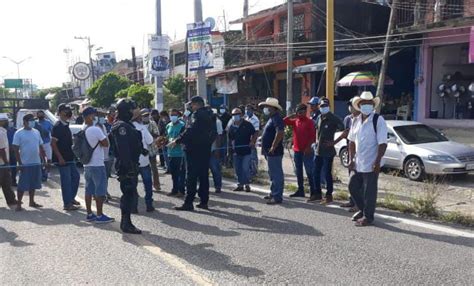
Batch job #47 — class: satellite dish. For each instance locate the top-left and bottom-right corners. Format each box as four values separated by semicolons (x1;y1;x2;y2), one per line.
205;17;216;30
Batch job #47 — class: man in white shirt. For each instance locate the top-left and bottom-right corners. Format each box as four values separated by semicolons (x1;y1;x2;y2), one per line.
0;114;17;207
82;107;114;224
244;104;260;178
347;92;387;227
132;110;155;212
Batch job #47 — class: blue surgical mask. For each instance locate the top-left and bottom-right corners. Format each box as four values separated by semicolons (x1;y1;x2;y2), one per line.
246;110;253;117
219;108;226;114
184;110;191;117
360;104;374;115
232;114;241;122
98;117;106;125
28;120;35;129
263;107;270;116
170;115;178;123
320;106;330;114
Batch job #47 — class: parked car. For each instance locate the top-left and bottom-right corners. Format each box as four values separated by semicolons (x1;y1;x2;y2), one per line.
16;109;82;135
335;120;474;181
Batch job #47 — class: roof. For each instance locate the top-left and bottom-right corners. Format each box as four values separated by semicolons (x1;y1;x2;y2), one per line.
293;50;401;74
187;60;286;80
230;2;307;25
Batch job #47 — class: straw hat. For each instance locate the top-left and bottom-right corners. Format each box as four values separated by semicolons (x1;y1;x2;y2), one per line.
258;97;282;111
352;91;380;111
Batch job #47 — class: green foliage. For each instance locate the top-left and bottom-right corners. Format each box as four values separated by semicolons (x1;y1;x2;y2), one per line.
149;84;185;111
0;87;11;98
87;72;132;107
127;84;153;108
115;89;128;99
164;74;185;99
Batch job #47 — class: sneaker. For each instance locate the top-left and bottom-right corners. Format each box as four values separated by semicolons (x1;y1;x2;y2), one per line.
307;194;322;202
266;199;282;205
263;195;272;200
233;186;244;192
289;192;305;198
95;214;115;224
64;204;79;211
72;200;81;206
175;205;194;211
244;185;251;192
215;188;222;194
86;213;97;222
196;203;209;210
355;217;373;227
351;211;364;222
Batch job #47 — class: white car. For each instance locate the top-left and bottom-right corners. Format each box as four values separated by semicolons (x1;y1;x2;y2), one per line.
16;109;82;135
335;120;474;181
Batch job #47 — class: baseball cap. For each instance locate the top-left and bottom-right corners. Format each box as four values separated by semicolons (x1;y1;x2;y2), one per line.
188;96;205;105
141;108;151;116
57;103;71;113
320;98;330;107
308;97;320;105
82;107;97;117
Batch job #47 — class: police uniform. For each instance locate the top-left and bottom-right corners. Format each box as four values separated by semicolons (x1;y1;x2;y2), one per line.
175;106;215;210
110;100;143;234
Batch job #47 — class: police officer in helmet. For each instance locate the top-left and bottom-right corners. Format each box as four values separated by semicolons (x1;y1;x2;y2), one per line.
110;98;145;234
170;96;216;211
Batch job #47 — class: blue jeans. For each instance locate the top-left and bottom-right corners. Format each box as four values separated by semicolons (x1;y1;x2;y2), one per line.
267;155;284;202
294;151;315;194
139;166;154;207
249;147;258;177
169;156;186;194
163;147;170;170
58;162;80;207
313;156;334;196
209;154;222;190
233;154;251;186
84;166;107;197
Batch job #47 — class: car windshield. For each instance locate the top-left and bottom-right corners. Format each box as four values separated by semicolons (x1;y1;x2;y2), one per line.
394;124;448;144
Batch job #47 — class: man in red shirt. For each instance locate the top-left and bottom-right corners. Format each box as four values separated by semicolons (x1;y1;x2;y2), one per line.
283;104;316;197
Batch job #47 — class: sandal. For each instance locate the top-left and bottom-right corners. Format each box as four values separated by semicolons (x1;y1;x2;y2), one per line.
355;217;373;227
29;202;43;208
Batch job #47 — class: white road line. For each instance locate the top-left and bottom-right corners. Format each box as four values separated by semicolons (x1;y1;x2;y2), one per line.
222;180;474;239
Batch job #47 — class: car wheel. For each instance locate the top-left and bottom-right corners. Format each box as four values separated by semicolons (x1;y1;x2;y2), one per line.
339;147;350;168
404;157;425;181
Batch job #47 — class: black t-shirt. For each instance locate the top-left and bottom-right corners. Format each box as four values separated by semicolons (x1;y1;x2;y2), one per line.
261;113;284;156
315;112;344;157
51;121;74;162
228;120;256;156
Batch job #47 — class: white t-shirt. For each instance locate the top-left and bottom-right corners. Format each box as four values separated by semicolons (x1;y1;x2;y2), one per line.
0;127;9;164
211;118;224;151
84;125;106;167
133;122;154;167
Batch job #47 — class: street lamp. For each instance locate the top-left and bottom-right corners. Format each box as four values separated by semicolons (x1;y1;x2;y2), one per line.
2;56;31;79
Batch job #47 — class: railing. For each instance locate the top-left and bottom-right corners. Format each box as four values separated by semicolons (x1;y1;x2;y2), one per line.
395;0;470;29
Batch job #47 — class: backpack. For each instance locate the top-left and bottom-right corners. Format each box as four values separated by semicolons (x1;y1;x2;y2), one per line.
72;127;100;164
372;113;379;134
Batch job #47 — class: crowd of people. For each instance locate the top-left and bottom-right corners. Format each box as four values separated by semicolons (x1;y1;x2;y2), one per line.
0;90;387;233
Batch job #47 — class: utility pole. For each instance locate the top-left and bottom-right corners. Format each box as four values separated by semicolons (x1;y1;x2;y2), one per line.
326;0;335;110
2;56;31;98
131;46;138;83
74;36;95;83
286;0;294;114
243;0;249;63
155;0;164;111
376;0;397;108
194;0;207;99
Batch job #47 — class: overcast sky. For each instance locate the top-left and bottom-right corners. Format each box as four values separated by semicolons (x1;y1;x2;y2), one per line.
0;0;285;88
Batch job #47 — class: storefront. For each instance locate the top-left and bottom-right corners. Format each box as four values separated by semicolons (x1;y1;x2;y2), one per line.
415;26;474;128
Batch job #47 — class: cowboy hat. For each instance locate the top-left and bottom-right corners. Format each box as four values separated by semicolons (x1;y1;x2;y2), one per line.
258;97;282;111
352;91;380;111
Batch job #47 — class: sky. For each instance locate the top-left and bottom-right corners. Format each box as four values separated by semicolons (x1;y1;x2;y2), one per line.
0;0;285;89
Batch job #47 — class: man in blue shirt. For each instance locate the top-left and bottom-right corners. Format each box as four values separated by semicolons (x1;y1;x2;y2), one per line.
35;110;53;182
258;98;285;205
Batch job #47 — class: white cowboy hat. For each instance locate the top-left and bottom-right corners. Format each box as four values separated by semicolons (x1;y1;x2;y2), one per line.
352;91;380;111
258;97;282;111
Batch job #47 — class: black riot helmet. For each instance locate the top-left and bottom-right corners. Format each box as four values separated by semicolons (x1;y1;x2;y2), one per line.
116;98;137;122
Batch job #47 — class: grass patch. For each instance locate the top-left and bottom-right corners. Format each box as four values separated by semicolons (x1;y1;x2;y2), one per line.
378;193;414;214
440;212;474;227
333;190;349;201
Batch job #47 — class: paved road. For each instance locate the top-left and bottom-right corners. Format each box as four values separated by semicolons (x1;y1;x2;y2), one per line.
1;168;473;285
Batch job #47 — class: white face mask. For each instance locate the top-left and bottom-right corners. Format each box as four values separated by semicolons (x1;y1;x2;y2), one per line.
263;107;270;116
219;108;226;114
360;104;374;115
320;106;330;114
184;110;191;117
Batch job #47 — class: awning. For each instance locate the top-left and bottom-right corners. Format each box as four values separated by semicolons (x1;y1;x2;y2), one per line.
293;51;400;74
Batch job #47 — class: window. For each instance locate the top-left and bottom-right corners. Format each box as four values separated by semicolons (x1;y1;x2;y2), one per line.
280;14;305;40
174;52;186;66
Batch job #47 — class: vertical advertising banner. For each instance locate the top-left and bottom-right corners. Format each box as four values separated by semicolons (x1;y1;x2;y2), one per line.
148;35;170;78
187;22;214;71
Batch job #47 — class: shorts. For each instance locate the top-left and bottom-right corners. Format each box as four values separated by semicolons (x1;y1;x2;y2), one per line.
84;166;107;197
18;165;42;192
42;143;52;161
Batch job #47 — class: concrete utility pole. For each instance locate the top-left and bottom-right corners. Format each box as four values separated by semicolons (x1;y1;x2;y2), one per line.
376;0;397;108
326;0;334;110
194;0;207;99
155;0;164;111
286;0;294;114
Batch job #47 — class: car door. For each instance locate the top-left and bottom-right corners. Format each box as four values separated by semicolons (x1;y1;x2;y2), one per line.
384;128;404;169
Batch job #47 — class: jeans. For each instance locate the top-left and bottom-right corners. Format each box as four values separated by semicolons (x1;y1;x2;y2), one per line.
41;143;52;181
294;151;315;194
120;176;138;216
249;147;258;177
149;155;160;189
138;166;153;208
184;152;210;206
105;155;115;178
209;154;222;190
169;156;186;194
58;162;80;207
84;166;107;197
349;172;379;222
266;155;284;202
233;154;251;186
220;135;228;165
313;156;334;196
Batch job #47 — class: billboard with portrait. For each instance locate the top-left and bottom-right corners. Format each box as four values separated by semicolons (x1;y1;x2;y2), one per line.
187;22;214;71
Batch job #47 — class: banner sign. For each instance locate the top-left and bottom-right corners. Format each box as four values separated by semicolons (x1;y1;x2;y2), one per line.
215;74;238;94
148;35;170;77
469;26;474;64
4;79;23;89
187;22;214;71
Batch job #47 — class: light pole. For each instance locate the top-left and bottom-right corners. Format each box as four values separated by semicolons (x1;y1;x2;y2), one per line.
2;56;31;98
74;36;96;83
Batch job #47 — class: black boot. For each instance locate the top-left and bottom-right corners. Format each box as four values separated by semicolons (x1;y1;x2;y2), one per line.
120;214;142;234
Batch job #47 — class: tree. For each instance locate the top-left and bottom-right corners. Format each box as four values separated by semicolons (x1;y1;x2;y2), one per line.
127;84;153;108
164;74;186;101
149;84;183;111
87;72;131;107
